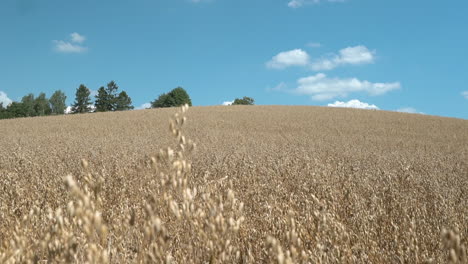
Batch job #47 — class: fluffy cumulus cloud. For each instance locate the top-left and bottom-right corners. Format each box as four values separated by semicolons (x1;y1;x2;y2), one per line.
462;91;468;99
328;99;379;110
266;45;374;71
70;32;86;44
288;0;344;8
293;73;400;100
136;103;152;110
222;101;233;106
65;106;73;114
266;49;310;69
0;91;12;107
311;45;375;71
64;105;96;114
53;32;88;53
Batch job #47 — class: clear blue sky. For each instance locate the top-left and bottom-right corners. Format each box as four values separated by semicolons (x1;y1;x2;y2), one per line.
1;0;467;119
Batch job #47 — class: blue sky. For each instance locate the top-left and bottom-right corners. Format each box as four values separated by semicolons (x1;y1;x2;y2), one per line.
0;0;467;119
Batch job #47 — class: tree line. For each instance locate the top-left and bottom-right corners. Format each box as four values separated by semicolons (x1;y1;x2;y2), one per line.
71;81;133;113
0;83;254;120
0;91;67;119
0;81;134;119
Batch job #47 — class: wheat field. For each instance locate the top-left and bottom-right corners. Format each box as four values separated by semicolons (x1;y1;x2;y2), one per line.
0;105;467;263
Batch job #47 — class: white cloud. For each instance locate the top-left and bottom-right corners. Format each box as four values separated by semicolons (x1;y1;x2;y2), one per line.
266;45;375;71
65;106;73;114
54;40;87;53
293;73;400;100
288;0;344;8
222;101;233;106
64;105;96;114
396;107;424;114
53;33;88;53
328;99;379;110
0;91;12;107
311;45;375;71
266;49;310;69
462;91;468;99
136;103;152;110
70;32;86;44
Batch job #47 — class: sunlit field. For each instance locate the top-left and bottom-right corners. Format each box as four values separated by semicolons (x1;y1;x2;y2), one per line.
1;105;467;263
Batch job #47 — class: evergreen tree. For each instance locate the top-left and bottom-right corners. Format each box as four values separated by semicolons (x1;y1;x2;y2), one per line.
33;93;51;116
95;81;133;112
49;90;67;115
72;84;92;114
115;91;134;111
95;86;111;112
106;81;119;100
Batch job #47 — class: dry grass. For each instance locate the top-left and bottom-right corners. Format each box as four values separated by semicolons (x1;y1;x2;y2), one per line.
0;105;467;263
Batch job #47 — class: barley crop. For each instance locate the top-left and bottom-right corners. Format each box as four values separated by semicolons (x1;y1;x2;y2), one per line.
0;105;467;263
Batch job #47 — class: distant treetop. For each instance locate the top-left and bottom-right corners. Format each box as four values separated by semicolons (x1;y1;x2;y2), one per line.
151;87;192;108
232;96;254;105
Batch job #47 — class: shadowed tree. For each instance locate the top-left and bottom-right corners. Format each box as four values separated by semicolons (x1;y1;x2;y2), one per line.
72;84;92;114
115;91;134;111
5;102;28;118
95;86;112;112
95;81;132;111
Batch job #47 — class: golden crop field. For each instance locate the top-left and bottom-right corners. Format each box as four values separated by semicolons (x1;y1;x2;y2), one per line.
0;105;467;263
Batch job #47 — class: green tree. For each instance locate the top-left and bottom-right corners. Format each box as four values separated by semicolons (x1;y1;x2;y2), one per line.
21;93;36;116
232;96;254;105
151;87;192;108
72;84;92;114
49;90;67;115
106;81;119;100
6;102;28;118
0;102;9;119
115;91;134;111
34;93;51;116
95;81;132;111
94;86;111;112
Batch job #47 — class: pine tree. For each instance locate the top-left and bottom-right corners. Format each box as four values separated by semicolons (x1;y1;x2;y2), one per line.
95;86;111;112
115;91;134;111
72;84;92;114
95;81;133;112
